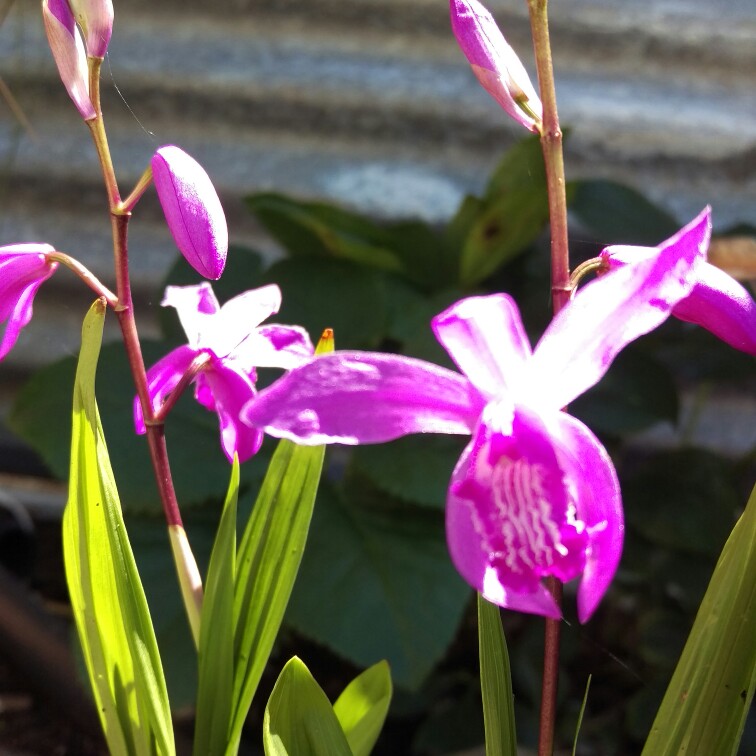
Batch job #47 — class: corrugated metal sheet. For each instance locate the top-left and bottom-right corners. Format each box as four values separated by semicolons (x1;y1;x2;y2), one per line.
1;0;754;385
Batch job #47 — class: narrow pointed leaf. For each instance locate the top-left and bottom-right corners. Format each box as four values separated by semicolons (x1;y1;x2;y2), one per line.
642;484;756;755
478;593;517;756
263;657;353;756
193;458;239;756
63;300;174;755
333;661;392;756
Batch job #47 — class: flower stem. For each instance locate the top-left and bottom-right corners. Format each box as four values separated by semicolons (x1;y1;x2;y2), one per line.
47;251;118;306
527;1;570;753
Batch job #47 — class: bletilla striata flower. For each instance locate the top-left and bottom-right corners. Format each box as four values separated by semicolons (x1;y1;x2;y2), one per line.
0;244;58;361
42;0;96;120
450;0;543;132
601;221;756;356
134;283;313;462
69;0;114;59
243;211;711;621
151;146;229;281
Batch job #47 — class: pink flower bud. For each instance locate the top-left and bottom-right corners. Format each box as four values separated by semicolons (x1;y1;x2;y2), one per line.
41;0;96;120
151;146;228;281
69;0;114;58
450;0;542;133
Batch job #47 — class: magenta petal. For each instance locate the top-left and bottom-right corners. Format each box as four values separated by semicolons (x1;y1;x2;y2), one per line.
152;146;228;280
532;208;711;409
69;0;114;57
242;352;485;445
134;345;198;433
672;263;756;356
553;413;623;623
42;0;96;120
161;283;220;349
432;294;532;400
202;362;262;463
233;324;314;371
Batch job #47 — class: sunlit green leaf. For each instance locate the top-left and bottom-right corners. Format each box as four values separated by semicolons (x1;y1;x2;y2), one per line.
642;484;756;755
333;661;392;756
63;300;174;755
263;657;353;756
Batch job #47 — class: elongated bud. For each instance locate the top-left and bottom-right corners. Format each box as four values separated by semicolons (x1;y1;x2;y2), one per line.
450;0;542;133
41;0;96;120
151;146;228;280
69;0;114;58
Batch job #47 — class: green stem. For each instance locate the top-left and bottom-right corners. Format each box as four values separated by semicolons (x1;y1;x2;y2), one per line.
526;1;571;754
47;251;118;306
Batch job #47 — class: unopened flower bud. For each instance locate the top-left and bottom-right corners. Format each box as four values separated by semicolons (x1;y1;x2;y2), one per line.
69;0;114;58
151;146;228;281
41;0;96;120
450;0;542;133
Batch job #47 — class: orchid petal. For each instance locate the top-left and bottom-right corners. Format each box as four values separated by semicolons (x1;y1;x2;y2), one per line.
202;361;263;463
432;293;532;400
243;352;485;445
532;208;711;409
134;345;197;433
552;413;623;623
69;0;114;58
231;324;314;371
162;283;220;349
152;146;228;280
42;0;96;120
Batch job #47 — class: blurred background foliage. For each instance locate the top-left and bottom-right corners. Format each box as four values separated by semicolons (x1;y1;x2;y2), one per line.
7;135;755;753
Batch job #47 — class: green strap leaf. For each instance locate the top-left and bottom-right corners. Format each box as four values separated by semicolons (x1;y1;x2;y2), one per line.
193;458;240;755
477;593;517;756
63;300;174;755
642;483;756;755
263;657;353;756
333;661;393;756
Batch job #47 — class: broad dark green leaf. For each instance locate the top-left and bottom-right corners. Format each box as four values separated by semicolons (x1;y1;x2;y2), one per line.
286;484;470;689
63;300;174;755
228;437;325;751
333;661;392;756
263;657;353;756
478;594;517;756
193;460;239;756
569;179;680;245
642;484;756;755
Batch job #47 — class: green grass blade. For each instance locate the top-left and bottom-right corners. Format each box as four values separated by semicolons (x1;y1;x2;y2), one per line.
63;300;174;755
193;458;240;755
333;661;392;756
572;675;591;756
263;657;353;756
642;483;756;755
477;593;517;756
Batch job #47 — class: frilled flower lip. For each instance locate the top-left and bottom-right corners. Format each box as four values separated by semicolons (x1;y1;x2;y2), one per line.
450;0;542;132
0;244;58;361
42;0;96;120
600;207;755;356
151;146;228;281
134;283;313;462
242;210;709;621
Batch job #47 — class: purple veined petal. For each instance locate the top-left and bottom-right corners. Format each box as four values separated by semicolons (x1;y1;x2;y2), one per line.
205;285;284;359
134;345;198;434
432;293;533;401
450;0;542;132
161;283;220;350
242;351;486;445
69;0;114;58
152;146;228;280
42;0;96;120
532;207;711;410
672;264;756;356
231;324;314;372
201;361;263;463
552;412;623;623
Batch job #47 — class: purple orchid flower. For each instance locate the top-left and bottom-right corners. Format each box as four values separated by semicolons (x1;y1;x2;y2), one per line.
134;283;313;462
0;244;58;361
450;0;542;133
151;146;228;281
601;228;756;356
69;0;114;58
42;0;96;120
243;210;711;621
